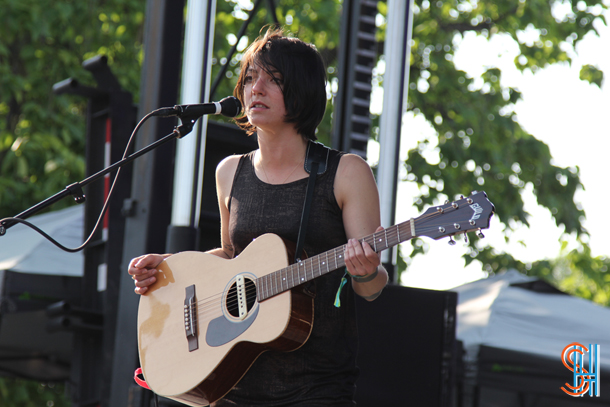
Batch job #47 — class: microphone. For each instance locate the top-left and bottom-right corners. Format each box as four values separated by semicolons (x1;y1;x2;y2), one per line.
151;96;242;118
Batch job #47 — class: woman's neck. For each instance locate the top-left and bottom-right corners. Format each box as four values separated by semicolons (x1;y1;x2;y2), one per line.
256;129;307;167
254;130;308;184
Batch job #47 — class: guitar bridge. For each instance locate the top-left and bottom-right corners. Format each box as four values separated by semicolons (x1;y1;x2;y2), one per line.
184;284;198;351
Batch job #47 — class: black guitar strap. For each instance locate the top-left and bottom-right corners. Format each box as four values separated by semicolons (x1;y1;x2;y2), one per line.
294;141;330;263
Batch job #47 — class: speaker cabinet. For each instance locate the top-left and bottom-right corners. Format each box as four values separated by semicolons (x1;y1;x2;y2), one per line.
355;284;458;407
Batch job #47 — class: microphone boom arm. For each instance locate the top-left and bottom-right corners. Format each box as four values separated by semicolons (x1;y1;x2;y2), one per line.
0;121;192;236
0;95;240;239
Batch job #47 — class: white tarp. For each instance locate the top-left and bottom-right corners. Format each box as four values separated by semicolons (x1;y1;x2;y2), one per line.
453;269;610;369
0;205;84;276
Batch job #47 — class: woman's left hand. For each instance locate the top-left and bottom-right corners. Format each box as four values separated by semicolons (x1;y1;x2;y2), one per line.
344;226;384;279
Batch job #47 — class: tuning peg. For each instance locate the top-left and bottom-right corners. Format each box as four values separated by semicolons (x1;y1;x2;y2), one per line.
477;230;485;239
448;236;456;246
463;233;468;244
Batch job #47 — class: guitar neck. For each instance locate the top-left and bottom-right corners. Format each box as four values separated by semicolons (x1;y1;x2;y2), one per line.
256;220;414;301
256;191;495;301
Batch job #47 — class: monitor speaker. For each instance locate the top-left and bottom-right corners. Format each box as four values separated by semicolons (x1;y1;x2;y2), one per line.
355;284;458;407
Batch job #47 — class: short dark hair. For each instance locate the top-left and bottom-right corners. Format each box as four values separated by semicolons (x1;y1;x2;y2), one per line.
234;27;327;140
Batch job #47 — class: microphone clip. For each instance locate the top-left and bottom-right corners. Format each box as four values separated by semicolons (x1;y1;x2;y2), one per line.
174;116;198;139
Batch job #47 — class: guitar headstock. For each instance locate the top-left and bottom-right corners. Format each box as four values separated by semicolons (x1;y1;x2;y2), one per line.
415;191;495;241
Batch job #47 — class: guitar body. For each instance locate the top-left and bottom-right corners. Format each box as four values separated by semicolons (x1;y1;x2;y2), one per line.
137;234;314;406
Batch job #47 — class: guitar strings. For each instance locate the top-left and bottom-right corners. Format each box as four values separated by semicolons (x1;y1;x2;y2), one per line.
193;222;404;315
193;209;444;312
152;205;472;335
192;204;465;323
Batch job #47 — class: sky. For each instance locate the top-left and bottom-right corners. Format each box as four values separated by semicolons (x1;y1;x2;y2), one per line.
373;7;610;291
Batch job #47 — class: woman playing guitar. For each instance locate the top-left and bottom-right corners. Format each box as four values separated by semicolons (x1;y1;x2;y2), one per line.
128;27;388;406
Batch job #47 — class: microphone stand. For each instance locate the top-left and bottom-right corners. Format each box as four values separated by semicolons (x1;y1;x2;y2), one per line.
0;116;199;237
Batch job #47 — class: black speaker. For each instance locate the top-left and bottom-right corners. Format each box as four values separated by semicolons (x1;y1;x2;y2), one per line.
355;284;458;407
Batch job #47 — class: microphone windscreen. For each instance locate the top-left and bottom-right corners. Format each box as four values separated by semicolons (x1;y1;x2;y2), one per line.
219;96;242;117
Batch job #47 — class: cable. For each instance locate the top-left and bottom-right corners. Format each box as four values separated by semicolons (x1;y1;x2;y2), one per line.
0;110;160;252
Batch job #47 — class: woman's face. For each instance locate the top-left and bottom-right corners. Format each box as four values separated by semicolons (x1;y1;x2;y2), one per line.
242;63;287;132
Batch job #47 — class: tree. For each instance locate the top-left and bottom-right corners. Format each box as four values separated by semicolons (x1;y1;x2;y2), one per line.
0;0;146;401
384;0;609;303
527;242;610;305
0;378;69;407
0;0;145;220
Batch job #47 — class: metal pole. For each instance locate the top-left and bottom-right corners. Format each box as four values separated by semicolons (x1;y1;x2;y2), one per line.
167;0;217;253
110;0;184;405
377;0;413;281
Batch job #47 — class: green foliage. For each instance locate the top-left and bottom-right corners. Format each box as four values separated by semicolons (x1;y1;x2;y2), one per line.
580;63;604;87
0;0;145;220
0;377;69;407
469;241;610;306
389;0;608;294
553;246;610;305
0;0;145;403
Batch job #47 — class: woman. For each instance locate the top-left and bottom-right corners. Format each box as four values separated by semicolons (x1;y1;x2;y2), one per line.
129;27;388;406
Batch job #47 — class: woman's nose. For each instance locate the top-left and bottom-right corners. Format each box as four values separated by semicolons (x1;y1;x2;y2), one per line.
251;77;264;93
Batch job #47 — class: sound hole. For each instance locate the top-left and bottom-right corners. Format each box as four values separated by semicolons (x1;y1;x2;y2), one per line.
226;277;257;318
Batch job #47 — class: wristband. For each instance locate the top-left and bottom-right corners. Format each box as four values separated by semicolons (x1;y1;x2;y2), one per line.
349;267;379;283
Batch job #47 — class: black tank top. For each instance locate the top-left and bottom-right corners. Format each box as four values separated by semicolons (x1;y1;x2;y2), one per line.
215;148;358;406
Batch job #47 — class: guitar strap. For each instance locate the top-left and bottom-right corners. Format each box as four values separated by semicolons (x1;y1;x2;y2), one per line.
294;140;330;263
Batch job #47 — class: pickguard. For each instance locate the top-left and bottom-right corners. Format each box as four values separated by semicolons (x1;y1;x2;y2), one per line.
206;306;259;347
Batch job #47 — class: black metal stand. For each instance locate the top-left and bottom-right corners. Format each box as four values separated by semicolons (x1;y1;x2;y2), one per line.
0;120;196;238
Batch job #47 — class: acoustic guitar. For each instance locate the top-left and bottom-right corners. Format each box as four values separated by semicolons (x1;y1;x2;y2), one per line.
137;191;494;406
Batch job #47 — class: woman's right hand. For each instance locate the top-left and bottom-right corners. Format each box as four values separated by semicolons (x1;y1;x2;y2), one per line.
128;253;170;295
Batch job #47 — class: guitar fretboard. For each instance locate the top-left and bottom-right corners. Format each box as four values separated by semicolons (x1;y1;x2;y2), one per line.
256;221;414;301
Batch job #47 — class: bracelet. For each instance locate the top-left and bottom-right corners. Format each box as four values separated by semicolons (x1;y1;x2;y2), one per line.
349;267;379;283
